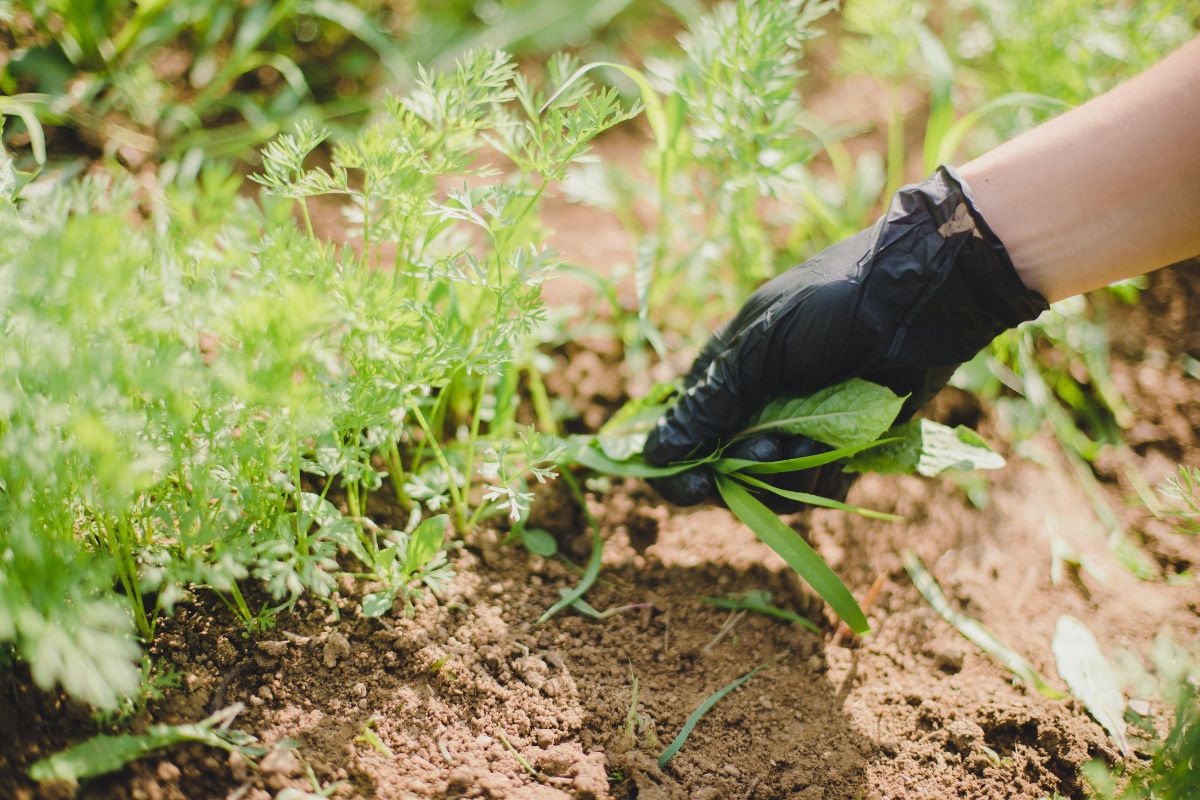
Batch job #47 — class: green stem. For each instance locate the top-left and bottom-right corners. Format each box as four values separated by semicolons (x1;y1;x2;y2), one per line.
290;422;308;555
228;583;255;629
526;363;558;436
299;198;316;242
410;390;451;476
411;404;468;533
385;440;413;509
100;516;152;641
362;183;373;270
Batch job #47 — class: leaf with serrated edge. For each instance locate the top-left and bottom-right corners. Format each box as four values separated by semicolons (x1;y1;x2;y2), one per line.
846;419;1004;477
1053;615;1130;756
740;378;905;448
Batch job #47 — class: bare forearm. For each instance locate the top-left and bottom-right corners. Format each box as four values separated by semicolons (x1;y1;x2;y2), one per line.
960;36;1200;303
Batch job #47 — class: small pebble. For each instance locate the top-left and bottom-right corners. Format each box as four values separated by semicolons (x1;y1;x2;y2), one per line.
324;631;351;668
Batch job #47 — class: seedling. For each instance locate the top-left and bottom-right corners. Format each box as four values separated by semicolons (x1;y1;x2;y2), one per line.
354;716;395;759
658;655;781;768
358;515;454;620
622;664;659;750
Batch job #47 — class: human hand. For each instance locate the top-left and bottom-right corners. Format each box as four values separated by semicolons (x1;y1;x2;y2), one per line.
646;166;1048;506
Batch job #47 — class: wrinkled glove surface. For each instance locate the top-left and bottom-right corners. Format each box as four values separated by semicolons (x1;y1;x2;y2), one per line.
647;165;1048;507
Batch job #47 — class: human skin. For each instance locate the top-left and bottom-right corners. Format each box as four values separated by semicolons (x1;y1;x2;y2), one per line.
960;36;1200;303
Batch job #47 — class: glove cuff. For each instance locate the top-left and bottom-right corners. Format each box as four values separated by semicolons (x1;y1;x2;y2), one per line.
864;166;1050;370
937;164;1050;329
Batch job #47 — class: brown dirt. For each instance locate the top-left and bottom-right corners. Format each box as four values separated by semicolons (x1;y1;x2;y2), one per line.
3;165;1199;800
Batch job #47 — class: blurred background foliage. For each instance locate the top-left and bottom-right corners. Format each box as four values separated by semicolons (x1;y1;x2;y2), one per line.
0;0;696;164
2;0;1197;177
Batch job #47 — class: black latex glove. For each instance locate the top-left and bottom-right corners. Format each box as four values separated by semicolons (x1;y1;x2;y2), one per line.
647;166;1048;507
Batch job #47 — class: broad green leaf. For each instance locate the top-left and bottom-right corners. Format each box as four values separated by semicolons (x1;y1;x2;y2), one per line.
595;382;677;462
904;551;1064;699
404;515;447;575
1053;616;1130;756
845;419;1005;477
361;591;395;618
716;475;868;634
521;527;558;557
739;379;905;448
658;656;778;767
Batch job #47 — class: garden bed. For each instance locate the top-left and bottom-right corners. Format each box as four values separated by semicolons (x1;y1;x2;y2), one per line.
3;184;1197;798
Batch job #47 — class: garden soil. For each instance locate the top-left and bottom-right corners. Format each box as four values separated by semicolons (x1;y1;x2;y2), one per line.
2;170;1199;800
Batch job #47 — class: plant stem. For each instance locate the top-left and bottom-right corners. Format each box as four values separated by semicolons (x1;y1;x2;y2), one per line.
526;363;558;436
385;440;413;510
411;404;468;533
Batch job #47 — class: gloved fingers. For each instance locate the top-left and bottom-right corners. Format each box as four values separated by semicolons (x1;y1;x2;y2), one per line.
643;339;757;466
648;467;716;507
746;435;834;514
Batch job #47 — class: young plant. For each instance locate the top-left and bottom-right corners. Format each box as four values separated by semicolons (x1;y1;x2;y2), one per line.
563;378;1006;632
658;655;781;767
0;48;642;710
703;589;819;632
557;0;838;360
1157;465;1200;534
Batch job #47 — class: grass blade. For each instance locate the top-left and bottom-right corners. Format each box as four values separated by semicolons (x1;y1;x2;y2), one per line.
702;594;819;632
537;471;602;623
714;438;894;475
658;657;779;767
732;474;901;522
565;438;703;478
903;551;1065;699
716;475;869;634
